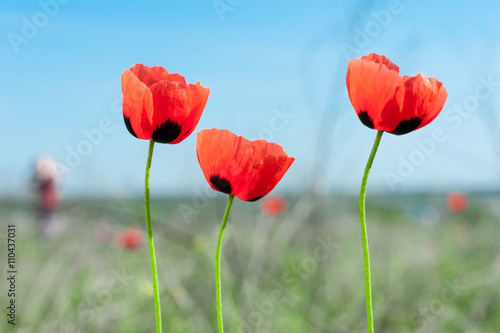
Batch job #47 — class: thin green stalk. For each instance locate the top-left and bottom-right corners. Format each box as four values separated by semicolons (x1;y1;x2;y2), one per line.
144;140;162;333
215;194;235;333
359;130;383;333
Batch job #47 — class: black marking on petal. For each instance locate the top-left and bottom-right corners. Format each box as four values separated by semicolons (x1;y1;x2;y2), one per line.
391;117;422;135
210;175;232;195
123;116;138;138
152;120;182;143
248;196;263;202
358;111;375;129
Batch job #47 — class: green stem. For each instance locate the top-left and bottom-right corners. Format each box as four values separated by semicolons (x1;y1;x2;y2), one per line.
215;194;235;333
144;140;162;333
359;130;383;333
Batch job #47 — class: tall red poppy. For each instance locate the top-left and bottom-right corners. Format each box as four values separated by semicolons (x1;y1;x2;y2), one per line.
121;64;210;143
346;53;448;135
196;129;295;202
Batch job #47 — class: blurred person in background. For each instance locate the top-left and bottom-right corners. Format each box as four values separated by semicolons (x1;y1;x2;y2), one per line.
31;156;64;238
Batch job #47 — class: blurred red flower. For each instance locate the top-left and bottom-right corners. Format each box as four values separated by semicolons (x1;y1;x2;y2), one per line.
115;226;143;250
446;191;469;213
121;64;210;144
196;129;295;201
346;53;448;135
260;196;288;217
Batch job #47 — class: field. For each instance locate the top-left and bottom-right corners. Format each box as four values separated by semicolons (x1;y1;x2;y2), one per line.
2;193;500;333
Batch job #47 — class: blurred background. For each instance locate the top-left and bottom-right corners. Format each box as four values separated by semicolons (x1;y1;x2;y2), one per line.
1;0;500;332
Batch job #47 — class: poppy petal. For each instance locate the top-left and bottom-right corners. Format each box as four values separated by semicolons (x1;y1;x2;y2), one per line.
149;80;209;144
170;82;210;144
238;151;295;201
196;129;244;194
129;64;186;87
397;74;448;133
121;69;153;140
152;120;183;143
390;117;422;135
346;53;403;131
210;174;232;194
232;141;293;201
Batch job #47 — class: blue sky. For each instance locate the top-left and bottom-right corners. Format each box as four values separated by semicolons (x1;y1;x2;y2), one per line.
1;0;499;198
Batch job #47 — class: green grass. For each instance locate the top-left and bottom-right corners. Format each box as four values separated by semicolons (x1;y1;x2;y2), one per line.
1;193;500;332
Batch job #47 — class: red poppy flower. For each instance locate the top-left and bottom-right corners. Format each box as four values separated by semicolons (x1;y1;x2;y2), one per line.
196;129;295;202
260;196;288;217
115;226;143;250
446;191;469;213
346;53;448;135
121;64;210;143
